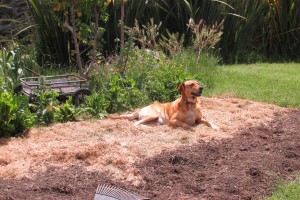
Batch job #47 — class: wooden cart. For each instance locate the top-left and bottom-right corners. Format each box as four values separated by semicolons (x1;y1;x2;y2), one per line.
17;74;91;105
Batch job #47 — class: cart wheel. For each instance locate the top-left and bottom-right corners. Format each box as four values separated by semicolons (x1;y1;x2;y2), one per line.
14;84;37;105
72;89;91;106
57;95;68;103
14;84;23;95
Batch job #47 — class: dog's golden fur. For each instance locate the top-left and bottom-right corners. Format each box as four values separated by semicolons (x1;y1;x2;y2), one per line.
109;80;218;129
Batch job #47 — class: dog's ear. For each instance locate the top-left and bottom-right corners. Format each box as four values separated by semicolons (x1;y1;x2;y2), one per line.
177;82;185;93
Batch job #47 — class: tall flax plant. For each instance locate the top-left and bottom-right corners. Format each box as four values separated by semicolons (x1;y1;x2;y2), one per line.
154;0;226;44
27;0;70;66
105;0;232;53
104;1;224;48
220;0;267;62
265;0;300;59
104;0;160;53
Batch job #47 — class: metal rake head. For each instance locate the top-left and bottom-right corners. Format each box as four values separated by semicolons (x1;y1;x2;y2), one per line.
94;184;150;200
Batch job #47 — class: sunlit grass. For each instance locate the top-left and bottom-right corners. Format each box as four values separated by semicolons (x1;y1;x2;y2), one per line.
206;63;300;107
265;176;300;200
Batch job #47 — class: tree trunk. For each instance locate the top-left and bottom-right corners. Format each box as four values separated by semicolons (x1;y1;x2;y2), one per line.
70;0;84;76
118;0;125;73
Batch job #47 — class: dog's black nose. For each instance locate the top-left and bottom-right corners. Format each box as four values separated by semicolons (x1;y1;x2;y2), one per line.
198;87;203;95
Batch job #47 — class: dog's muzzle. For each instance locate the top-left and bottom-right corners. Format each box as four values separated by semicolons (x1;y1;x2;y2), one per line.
192;87;203;96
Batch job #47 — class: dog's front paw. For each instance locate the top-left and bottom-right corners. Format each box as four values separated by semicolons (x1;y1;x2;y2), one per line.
211;123;220;130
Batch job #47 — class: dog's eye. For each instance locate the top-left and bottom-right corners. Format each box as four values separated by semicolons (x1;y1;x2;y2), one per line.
190;83;195;87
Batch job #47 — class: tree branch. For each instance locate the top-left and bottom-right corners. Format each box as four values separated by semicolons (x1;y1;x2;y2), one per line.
84;5;99;78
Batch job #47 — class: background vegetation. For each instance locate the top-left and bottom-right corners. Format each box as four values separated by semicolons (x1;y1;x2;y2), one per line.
0;0;299;135
2;0;299;68
27;0;300;67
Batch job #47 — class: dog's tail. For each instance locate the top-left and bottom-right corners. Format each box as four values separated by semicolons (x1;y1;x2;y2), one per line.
108;109;140;120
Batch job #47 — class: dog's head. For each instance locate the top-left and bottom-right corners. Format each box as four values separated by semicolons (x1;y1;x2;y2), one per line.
177;80;203;103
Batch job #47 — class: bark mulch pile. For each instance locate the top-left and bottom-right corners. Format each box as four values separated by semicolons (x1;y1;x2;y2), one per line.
0;97;299;200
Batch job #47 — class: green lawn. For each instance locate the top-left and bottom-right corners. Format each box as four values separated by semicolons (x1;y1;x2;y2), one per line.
265;176;300;200
207;63;300;107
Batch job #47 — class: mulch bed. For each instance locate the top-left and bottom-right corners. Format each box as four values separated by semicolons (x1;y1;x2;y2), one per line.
0;99;299;200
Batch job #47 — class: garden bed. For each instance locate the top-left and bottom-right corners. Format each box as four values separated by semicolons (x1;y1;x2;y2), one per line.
0;96;299;199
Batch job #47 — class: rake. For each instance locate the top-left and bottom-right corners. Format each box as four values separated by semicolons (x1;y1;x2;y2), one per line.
94;184;150;200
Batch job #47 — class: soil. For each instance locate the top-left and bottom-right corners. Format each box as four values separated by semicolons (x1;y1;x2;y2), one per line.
0;96;299;200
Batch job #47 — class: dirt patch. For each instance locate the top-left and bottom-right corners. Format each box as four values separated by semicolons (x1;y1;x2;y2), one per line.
0;97;299;199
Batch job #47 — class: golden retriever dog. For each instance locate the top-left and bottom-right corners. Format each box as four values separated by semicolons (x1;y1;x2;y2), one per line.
109;80;219;129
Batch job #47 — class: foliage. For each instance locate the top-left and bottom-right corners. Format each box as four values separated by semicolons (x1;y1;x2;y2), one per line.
125;19;162;50
27;0;70;66
106;0;300;61
159;30;185;56
26;0;300;65
141;64;190;102
0;87;36;137
264;0;300;60
27;0;109;75
0;45;38;91
170;49;220;91
220;0;267;63
121;48;165;88
84;92;109;118
187;18;223;62
33;89;81;125
33;89;60;125
54;97;79;122
89;48;220;111
89;71;145;113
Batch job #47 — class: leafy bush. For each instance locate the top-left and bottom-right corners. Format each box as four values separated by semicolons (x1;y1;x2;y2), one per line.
124;48;165;89
0;88;36;137
54;97;79;122
84;92;109;118
128;48;220;102
141;64;190;102
89;48;219;112
90;73;144;113
1;45;39;91
33;89;60;125
33;90;82;125
170;49;220;91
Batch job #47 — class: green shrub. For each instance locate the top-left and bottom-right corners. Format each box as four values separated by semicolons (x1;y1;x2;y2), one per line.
89;70;145;113
0;89;36;137
88;48;220;113
104;74;144;113
84;92;109;118
33;90;83;125
1;45;39;90
141;64;190;102
54;97;79;122
33;89;60;125
170;49;220;91
123;48;166;90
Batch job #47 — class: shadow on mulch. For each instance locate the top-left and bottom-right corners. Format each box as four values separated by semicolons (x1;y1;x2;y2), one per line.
135;109;300;200
0;109;299;200
0;165;119;200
